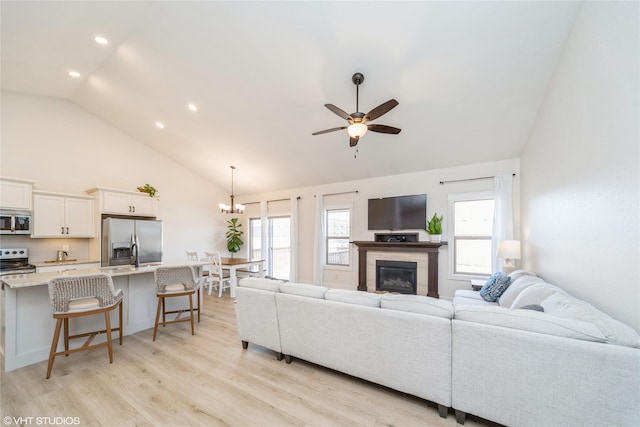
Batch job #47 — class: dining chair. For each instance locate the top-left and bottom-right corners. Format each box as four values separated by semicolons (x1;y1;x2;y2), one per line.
153;265;201;341
204;251;231;297
46;273;124;379
185;250;199;261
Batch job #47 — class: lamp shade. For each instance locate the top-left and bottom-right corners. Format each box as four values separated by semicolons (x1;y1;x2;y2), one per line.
498;240;521;259
347;123;368;138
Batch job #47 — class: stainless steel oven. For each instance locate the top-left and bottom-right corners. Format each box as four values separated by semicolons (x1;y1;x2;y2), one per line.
0;210;31;235
0;248;36;275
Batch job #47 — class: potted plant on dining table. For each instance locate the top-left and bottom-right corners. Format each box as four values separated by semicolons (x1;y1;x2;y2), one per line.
226;218;244;258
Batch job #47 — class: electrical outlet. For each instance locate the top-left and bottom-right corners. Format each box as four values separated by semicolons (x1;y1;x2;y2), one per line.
62;244;69;252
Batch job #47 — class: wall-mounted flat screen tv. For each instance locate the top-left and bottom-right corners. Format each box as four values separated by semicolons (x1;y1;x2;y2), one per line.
368;194;427;230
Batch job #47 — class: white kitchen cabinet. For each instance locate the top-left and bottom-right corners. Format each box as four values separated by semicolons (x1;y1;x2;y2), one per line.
36;262;100;273
0;177;35;210
87;188;158;217
32;192;94;238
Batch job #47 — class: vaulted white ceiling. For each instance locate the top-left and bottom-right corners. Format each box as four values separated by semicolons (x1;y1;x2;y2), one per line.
1;1;580;194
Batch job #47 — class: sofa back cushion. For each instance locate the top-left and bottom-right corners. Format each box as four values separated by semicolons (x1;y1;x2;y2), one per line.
454;305;607;343
541;292;640;348
381;294;454;319
498;275;544;307
279;282;328;299
324;289;381;307
510;283;564;309
238;277;283;292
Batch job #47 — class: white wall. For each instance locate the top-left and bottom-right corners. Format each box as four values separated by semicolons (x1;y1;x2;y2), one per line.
521;2;639;331
0;92;229;263
240;158;520;300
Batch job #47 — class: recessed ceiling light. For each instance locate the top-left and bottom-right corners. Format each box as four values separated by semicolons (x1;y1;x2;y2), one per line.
187;103;198;112
68;71;81;78
94;36;109;45
155;122;165;129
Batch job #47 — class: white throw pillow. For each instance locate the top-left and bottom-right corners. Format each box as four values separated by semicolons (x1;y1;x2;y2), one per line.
279;282;328;299
510;283;564;309
498;275;544;307
324;289;381;307
382;294;454;319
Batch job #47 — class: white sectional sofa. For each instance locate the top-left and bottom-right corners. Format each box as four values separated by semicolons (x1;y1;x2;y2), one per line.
235;278;454;417
452;272;640;427
234;273;640;426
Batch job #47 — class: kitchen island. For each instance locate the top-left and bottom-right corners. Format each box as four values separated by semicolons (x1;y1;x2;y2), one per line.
1;262;203;373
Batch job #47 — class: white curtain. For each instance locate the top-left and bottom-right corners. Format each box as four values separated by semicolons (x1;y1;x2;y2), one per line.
289;197;299;282
492;174;514;273
312;195;325;285
260;201;269;275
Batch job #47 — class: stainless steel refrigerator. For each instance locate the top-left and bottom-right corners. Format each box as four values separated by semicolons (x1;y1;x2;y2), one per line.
102;217;163;267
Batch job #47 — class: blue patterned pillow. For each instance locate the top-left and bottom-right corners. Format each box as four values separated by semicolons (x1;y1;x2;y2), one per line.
479;272;511;302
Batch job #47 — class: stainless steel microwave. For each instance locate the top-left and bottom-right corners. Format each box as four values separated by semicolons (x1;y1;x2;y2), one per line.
0;210;31;234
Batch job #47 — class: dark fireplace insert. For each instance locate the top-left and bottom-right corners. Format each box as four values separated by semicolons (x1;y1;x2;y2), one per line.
376;260;417;294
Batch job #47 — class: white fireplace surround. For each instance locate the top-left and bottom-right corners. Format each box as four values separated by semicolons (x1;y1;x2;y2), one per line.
366;251;429;295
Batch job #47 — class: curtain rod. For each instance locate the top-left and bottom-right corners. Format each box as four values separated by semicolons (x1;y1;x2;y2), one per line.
241;196;301;205
439;173;516;185
315;190;359;198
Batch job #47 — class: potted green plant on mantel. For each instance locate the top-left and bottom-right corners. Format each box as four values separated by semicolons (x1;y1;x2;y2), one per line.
426;213;443;243
226;218;244;258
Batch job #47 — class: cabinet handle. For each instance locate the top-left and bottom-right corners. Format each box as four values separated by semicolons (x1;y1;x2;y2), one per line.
66;227;69;234
129;206;132;212
61;226;64;234
132;206;136;213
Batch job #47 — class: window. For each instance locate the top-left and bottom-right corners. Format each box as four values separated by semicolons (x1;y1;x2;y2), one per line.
248;216;291;280
326;208;350;267
448;193;495;278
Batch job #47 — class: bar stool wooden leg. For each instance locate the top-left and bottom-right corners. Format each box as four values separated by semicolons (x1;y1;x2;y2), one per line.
162;297;166;326
197;288;201;322
189;293;195;335
118;300;123;345
46;318;63;379
153;296;162;342
64;317;70;356
104;311;113;363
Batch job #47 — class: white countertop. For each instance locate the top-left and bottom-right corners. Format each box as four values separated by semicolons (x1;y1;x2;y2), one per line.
31;259;100;268
1;261;204;289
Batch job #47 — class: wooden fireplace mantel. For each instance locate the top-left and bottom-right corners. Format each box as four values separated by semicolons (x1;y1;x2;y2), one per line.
352;241;447;298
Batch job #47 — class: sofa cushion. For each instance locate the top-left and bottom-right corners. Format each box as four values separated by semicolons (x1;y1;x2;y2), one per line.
508;269;537;282
454;305;607;343
479;272;511;302
279;282;328;299
455;289;484;300
324;289;381;307
509;283;564;309
498;275;544;307
238;277;283;292
381;294;454;319
453;296;498;307
541;292;640;348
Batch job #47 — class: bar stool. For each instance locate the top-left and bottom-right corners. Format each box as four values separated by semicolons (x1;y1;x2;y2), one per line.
46;273;124;379
153;265;201;341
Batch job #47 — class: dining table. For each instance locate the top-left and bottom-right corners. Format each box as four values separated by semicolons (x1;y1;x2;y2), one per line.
220;257;265;297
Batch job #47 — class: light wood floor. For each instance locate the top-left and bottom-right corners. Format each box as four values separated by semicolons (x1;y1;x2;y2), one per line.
1;294;498;426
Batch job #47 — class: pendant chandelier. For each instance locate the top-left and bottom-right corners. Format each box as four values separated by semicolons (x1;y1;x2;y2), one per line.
219;165;245;214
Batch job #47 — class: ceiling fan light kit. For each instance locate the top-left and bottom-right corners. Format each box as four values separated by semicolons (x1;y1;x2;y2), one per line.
312;72;401;149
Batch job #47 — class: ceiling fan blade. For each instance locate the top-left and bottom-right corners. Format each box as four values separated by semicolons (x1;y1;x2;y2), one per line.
349;137;359;147
368;124;402;134
312;126;347;136
325;104;352;121
365;99;399;122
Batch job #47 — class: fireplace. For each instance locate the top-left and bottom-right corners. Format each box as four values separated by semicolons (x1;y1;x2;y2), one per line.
376;260;417;294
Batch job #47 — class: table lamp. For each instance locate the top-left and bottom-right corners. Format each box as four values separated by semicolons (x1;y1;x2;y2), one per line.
498;240;521;274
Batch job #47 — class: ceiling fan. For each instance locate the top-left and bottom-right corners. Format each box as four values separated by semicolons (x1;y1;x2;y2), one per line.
312;72;401;148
